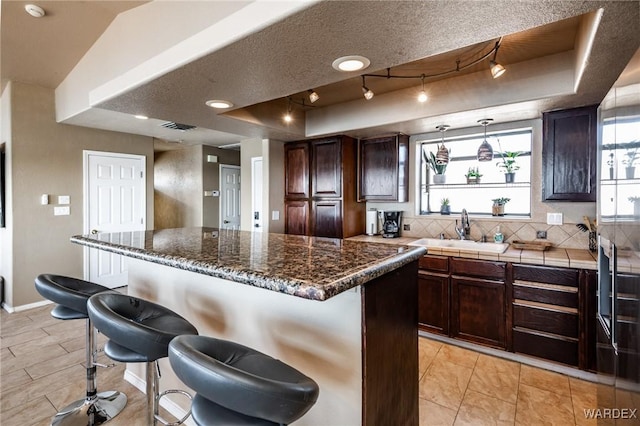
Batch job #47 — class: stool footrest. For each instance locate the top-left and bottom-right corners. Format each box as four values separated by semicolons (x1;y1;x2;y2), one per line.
154;389;192;426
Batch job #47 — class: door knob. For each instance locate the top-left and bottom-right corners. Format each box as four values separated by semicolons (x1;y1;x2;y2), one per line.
223;220;230;224
91;229;99;235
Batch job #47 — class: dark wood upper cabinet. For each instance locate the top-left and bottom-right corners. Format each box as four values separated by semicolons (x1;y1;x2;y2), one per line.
284;136;364;239
284;142;309;199
542;105;597;201
311;138;342;198
358;134;409;202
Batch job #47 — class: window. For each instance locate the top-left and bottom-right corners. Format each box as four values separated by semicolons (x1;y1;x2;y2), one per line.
419;128;532;216
600;116;640;220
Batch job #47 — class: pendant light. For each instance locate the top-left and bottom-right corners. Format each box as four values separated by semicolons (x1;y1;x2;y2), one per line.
417;75;428;103
477;119;494;162
435;125;450;164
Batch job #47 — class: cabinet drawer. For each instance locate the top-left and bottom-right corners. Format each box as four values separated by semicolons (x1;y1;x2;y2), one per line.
451;258;505;280
513;283;578;309
513;303;578;337
513;264;578;288
513;328;578;366
419;255;449;273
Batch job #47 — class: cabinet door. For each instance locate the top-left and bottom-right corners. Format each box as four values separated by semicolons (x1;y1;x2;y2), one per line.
542;105;597;201
284;200;309;235
285;142;310;199
312;200;343;238
311;138;342;198
418;271;449;335
358;135;409;202
451;276;506;349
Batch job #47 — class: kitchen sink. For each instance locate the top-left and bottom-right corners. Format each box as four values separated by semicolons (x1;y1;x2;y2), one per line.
408;238;509;254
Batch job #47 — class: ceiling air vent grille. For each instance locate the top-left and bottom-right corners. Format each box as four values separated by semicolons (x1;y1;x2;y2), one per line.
160;121;197;131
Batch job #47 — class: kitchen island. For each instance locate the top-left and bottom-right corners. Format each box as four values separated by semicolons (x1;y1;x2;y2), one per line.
71;227;426;426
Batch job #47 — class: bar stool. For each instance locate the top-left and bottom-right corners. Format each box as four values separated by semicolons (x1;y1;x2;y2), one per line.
87;293;198;426
34;274;127;426
168;335;319;425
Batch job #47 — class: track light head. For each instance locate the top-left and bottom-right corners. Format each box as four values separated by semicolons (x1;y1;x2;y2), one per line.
490;61;506;79
308;89;319;103
361;76;374;100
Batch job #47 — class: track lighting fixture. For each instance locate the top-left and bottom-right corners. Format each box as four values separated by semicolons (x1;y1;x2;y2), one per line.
477;119;494;162
489;41;506;78
417;75;428;103
308;89;319;103
362;76;374;100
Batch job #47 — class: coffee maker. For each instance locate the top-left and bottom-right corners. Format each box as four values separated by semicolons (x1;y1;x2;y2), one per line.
382;211;402;238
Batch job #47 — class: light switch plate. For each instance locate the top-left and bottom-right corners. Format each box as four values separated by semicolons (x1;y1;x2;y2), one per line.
54;206;70;216
546;213;563;225
271;210;280;220
58;195;70;204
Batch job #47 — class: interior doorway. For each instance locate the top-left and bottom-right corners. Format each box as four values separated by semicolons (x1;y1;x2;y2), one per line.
220;164;241;230
251;157;264;232
83;151;146;288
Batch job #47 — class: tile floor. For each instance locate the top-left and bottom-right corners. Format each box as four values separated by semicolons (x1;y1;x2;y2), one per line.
1;303;638;425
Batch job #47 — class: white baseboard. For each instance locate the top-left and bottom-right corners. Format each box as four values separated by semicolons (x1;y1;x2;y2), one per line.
2;299;51;313
123;369;195;426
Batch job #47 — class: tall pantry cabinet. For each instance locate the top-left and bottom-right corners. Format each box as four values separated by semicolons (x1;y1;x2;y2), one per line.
284;136;365;238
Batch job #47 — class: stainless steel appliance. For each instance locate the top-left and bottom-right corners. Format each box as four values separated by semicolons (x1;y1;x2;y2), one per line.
382;211;402;238
596;50;640;413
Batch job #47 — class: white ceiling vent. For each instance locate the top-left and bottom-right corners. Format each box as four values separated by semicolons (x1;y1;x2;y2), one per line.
161;121;197;131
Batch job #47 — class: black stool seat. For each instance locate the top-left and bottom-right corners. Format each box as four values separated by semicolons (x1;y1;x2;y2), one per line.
87;293;198;362
169;335;319;425
87;293;198;426
34;274;127;426
35;274;111;317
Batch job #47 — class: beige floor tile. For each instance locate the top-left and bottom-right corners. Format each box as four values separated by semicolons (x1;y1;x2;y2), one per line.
454;389;516;426
0;368;32;392
419;339;441;379
520;364;571;396
468;354;520;404
516;383;575;425
42;319;86;339
419;357;474;411
436;343;478;369
0;343;68;375
0;328;49;349
419;398;457;426
25;348;86;380
570;378;598;426
0;395;57;426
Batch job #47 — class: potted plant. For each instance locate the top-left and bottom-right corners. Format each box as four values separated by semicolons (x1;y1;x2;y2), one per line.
425;151;448;184
623;148;638;179
465;167;482;184
630;196;640;217
497;151;521;183
491;197;510;216
440;198;451;215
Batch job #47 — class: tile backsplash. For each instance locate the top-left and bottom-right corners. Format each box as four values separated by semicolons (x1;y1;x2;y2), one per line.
400;216;591;250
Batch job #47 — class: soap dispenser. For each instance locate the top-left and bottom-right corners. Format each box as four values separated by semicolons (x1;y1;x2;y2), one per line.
494;226;504;243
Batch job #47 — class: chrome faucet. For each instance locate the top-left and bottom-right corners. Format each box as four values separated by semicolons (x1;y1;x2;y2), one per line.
455;209;471;240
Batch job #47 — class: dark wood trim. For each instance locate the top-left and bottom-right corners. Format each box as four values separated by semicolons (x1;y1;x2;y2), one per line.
362;261;418;426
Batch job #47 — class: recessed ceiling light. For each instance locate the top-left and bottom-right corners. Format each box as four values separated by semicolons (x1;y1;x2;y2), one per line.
25;4;45;18
134;115;148;120
206;100;234;109
332;55;371;72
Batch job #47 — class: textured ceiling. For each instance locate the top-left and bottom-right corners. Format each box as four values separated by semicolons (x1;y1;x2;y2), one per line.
3;1;640;146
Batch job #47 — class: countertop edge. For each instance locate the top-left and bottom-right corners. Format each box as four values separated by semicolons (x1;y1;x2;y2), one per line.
71;235;426;301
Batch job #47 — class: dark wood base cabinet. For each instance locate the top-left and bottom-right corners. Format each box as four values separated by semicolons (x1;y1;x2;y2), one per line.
418;256;597;371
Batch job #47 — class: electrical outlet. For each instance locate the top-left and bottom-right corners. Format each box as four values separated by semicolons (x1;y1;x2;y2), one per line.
536;230;547;239
403;224;411;231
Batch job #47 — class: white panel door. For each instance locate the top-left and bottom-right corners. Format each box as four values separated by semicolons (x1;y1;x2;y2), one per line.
85;151;146;288
220;165;241;230
251;157;263;232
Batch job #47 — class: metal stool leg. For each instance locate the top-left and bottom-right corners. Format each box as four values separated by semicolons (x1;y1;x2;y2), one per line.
51;318;127;426
146;361;192;426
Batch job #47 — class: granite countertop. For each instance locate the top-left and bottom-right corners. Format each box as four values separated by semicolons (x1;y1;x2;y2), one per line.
348;235;600;270
71;227;426;301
